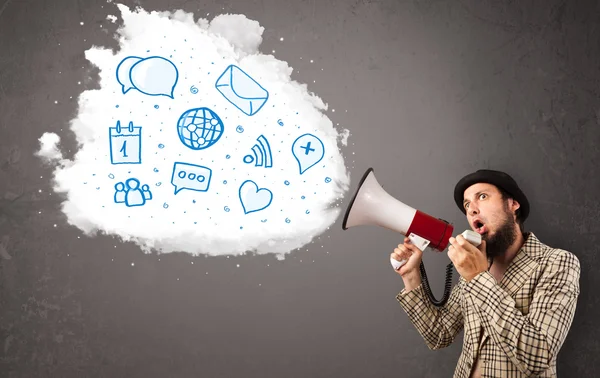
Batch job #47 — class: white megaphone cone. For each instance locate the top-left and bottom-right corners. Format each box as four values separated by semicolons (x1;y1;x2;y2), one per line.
342;167;455;248
342;168;480;270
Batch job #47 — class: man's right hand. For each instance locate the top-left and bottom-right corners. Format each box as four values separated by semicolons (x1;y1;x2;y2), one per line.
391;237;424;290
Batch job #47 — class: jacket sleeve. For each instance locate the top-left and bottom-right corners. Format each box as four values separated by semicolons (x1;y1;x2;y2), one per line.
395;279;464;350
465;249;580;376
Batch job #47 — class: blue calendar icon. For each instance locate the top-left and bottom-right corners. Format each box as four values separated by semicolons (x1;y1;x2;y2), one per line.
109;121;141;165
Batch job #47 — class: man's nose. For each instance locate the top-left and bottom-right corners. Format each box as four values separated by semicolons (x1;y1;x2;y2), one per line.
468;205;479;216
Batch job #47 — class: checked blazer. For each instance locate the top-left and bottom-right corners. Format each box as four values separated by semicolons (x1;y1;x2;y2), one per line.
396;232;580;377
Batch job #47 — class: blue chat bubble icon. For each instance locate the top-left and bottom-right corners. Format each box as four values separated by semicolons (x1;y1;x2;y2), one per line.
171;162;212;195
117;56;179;99
292;133;325;174
116;56;142;94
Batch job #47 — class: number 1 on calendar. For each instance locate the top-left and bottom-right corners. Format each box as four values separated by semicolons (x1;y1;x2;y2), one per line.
119;141;128;158
109;121;141;165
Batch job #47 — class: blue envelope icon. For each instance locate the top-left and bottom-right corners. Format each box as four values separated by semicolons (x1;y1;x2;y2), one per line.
215;65;269;116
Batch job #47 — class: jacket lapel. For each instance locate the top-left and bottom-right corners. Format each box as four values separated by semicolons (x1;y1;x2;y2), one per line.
467;233;544;360
498;232;542;296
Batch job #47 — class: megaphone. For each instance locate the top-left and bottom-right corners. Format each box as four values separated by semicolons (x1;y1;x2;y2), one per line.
342;167;454;252
342;167;481;307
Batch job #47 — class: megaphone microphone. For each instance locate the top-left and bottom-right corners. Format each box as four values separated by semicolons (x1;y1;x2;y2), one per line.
342;167;481;307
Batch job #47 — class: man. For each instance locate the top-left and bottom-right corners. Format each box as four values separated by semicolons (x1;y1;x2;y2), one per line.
392;169;581;377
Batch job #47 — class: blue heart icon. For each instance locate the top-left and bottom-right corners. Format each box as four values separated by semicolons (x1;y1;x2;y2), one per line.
239;180;273;214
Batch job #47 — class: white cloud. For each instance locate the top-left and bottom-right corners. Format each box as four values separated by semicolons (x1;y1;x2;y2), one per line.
37;4;351;259
35;132;64;162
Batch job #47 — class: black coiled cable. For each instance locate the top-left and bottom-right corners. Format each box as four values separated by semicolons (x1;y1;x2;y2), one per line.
415;217;455;307
418;260;455;307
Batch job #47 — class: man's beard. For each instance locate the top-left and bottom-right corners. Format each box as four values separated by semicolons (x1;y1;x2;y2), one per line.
483;207;518;259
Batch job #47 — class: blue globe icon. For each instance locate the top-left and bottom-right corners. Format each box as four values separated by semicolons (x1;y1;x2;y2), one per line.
176;107;224;150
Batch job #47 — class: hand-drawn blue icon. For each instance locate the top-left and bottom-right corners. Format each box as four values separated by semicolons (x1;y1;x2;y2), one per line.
141;184;153;200
177;107;224;150
239;180;273;214
243;134;273;168
171;162;212;195
236;125;244;133
116;57;141;93
292;133;325;174
277;119;284;126
109;121;141;165
190;85;198;94
215;65;268;116
114;178;153;207
116;56;179;99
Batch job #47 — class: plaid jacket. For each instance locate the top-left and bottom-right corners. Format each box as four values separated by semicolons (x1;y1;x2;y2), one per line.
396;232;580;377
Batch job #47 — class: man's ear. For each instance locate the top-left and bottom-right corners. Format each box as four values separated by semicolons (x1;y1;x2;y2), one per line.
512;199;521;211
509;198;521;216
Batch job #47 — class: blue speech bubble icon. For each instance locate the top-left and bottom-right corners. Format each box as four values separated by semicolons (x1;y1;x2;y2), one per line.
116;56;179;99
116;56;142;94
171;162;212;195
292;133;325;175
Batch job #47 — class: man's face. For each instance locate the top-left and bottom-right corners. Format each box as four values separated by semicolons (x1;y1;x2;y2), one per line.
462;183;520;258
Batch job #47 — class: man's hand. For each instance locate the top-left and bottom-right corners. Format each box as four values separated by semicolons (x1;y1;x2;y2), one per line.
391;237;424;276
391;237;424;291
447;235;488;282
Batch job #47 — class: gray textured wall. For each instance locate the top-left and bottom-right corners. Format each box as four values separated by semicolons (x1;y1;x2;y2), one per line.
1;0;599;377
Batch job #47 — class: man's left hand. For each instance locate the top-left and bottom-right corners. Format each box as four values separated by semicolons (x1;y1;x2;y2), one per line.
448;235;488;282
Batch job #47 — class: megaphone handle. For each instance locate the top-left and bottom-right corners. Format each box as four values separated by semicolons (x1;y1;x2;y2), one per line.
390;233;430;271
391;257;407;270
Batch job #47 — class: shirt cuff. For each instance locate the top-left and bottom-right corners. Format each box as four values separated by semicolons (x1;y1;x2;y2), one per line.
397;282;423;295
396;283;425;306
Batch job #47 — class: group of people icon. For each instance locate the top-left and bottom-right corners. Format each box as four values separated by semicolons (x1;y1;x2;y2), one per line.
114;178;153;207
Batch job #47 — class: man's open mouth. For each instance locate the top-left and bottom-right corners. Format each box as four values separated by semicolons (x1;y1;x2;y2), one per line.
474;220;487;235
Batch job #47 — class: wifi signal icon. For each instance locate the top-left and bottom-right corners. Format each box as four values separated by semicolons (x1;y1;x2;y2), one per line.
243;134;273;168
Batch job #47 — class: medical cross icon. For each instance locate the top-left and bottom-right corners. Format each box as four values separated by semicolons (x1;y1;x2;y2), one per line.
300;142;315;155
